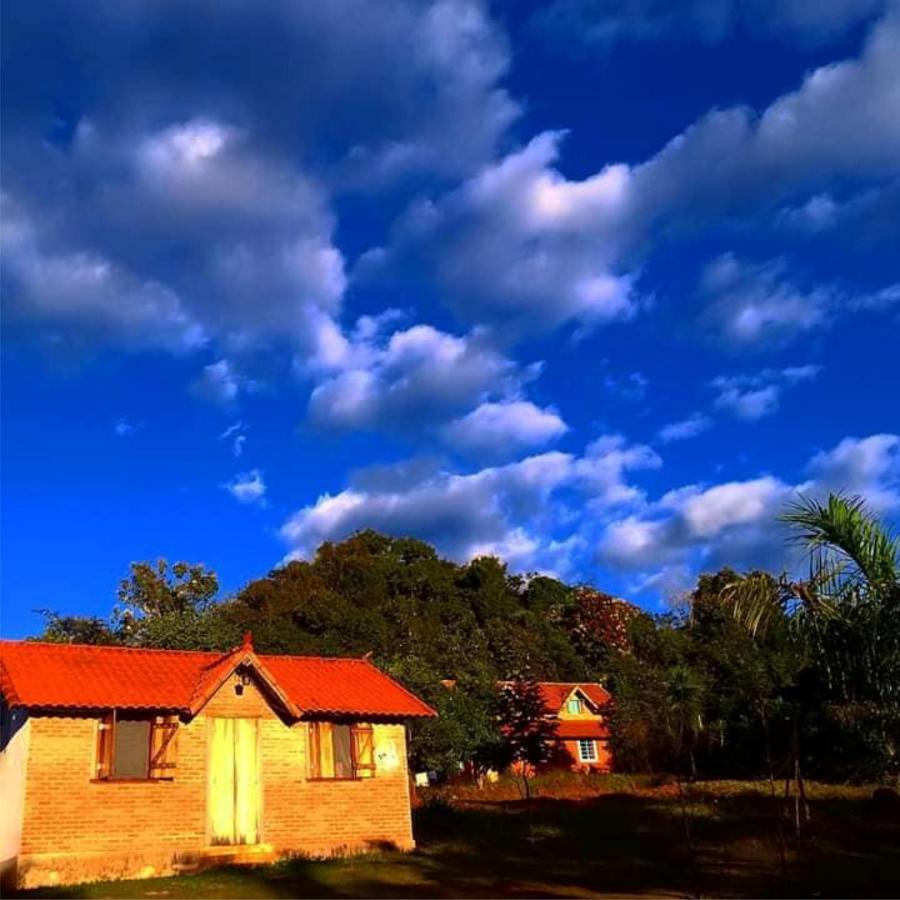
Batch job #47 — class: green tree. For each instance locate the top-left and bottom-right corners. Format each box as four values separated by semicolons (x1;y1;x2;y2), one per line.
725;495;898;689
723;493;900;784
605;612;694;772
496;674;557;800
688;570;801;777
116;559;219;634
26;519;898;784
409;680;505;780
33;610;119;645
664;663;706;777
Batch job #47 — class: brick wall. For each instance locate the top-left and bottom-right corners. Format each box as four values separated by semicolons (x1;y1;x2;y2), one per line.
559;738;613;772
554;688;613;772
16;673;415;888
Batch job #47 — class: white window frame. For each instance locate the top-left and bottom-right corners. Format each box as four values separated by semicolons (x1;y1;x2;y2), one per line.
577;739;597;762
567;696;583;715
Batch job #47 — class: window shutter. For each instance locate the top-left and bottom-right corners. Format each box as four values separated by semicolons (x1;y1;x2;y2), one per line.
352;724;375;778
308;722;321;779
96;713;114;780
149;716;179;777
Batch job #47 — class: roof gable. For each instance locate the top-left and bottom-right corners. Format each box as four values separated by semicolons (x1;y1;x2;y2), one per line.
188;637;301;719
536;682;612;716
0;638;435;720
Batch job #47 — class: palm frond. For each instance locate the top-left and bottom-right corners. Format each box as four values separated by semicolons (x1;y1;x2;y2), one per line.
780;493;899;601
720;571;786;638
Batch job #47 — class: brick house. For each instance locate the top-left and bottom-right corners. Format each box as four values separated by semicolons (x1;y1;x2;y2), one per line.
534;682;613;772
0;635;435;890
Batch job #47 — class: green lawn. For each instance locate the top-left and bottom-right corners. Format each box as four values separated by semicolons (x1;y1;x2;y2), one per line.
19;778;900;899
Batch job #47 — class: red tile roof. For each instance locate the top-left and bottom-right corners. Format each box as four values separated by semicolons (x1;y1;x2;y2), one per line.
0;639;436;720
536;682;612;715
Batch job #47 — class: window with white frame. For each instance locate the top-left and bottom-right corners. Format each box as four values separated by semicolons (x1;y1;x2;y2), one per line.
577;739;597;762
566;696;583;715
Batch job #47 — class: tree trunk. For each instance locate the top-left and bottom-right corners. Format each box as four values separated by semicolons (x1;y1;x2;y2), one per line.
762;708;787;887
523;772;535;841
793;717;811;825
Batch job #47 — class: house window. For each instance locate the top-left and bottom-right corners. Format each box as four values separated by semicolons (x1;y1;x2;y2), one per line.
577;739;598;762
308;722;375;780
96;711;178;781
567;696;583;715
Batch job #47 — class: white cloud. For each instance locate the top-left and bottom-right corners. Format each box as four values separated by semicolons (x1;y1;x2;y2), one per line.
701;254;900;346
280;434;657;570
677;477;791;538
223;469;267;506
220;422;247;458
598;515;680;570
700;254;835;347
599;475;793;572
307;324;525;431
777;179;900;249
849;283;900;312
374;12;900;336
137;119;236;172
6;1;517;182
603;371;649;402
657;413;713;443
630;11;900;217
777;194;841;232
5;2;897;387
192;360;244;406
598;432;900;583
715;384;780;420
712;365;821;420
441;401;568;458
535;0;887;47
574;435;662;508
1;197;206;353
280;451;576;566
804;433;900;511
2;0;518;360
120;118;348;352
2;123;344;358
371;131;640;335
279;426;898;588
114;418;139;437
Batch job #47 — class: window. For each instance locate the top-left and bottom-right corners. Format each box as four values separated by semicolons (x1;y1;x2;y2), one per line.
308;722;375;780
566;696;583;715
578;739;597;762
96;711;178;781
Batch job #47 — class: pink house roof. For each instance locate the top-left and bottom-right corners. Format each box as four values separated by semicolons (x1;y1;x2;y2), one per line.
0;638;436;720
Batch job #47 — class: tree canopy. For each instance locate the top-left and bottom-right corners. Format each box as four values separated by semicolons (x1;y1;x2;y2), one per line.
30;496;900;781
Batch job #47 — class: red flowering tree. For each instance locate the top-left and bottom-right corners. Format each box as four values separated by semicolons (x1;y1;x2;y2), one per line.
569;587;641;666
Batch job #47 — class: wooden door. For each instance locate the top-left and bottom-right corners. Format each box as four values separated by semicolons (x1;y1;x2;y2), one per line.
208;718;259;845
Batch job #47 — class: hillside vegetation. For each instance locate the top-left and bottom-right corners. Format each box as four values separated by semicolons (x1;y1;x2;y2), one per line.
35;494;900;783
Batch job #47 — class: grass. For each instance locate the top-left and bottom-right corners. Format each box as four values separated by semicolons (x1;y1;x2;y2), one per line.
18;776;900;899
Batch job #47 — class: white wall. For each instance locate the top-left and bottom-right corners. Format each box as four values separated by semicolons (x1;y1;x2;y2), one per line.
0;706;31;888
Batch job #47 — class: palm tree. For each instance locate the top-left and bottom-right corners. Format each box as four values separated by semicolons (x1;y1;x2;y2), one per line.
720;493;900;829
724;493;899;709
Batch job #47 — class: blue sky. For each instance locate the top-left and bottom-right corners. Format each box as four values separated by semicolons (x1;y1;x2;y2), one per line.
2;0;898;637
